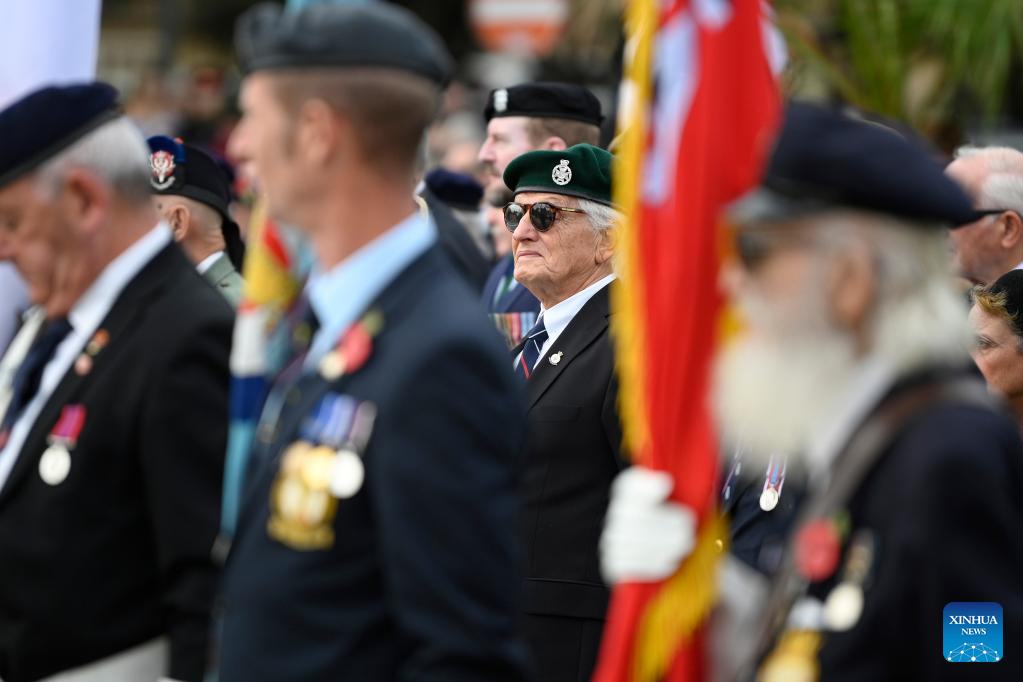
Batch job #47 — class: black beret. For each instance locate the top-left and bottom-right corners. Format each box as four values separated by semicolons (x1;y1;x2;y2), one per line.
235;2;453;86
731;101;976;227
424;168;483;210
147;136;246;270
0;82;120;189
984;270;1023;330
484;82;603;126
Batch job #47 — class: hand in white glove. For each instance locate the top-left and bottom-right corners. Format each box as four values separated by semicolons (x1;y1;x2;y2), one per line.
600;466;697;585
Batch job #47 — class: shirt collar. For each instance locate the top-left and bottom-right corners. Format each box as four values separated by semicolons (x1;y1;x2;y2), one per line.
805;355;897;484
69;223;172;335
539;273;616;343
307;211;436;365
196;250;225;275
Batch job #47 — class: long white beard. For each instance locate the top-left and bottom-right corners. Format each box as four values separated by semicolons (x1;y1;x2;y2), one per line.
712;324;860;471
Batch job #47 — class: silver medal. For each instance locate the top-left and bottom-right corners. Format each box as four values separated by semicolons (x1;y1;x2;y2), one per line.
39;443;71;486
823;582;864;631
759;487;779;511
329;449;365;499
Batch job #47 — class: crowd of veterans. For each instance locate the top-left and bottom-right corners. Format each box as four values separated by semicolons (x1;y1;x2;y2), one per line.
0;3;1021;682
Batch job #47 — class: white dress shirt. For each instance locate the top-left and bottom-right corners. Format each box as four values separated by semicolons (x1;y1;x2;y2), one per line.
520;274;616;370
0;223;171;492
196;250;225;275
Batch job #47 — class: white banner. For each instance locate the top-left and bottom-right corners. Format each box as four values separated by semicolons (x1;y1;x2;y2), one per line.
0;0;102;108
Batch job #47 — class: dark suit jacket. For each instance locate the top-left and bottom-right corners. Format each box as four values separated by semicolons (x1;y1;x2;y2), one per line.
219;247;531;682
779;368;1023;682
0;243;232;682
519;283;625;682
421;188;492;293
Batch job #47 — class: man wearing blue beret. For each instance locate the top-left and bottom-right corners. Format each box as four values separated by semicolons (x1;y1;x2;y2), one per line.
503;142;626;681
217;3;530;681
0;83;231;681
601;102;1023;681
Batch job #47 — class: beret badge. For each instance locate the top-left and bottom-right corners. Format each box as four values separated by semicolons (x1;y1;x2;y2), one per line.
552;159;572;186
150;150;176;190
493;88;508;113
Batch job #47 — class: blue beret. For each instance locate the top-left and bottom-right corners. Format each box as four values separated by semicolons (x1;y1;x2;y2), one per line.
235;2;453;86
424;168;483;210
733;101;975;227
0;82;119;189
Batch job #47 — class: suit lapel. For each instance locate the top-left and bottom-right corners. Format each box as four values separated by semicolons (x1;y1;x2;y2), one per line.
0;245;180;506
527;284;612;408
203;253;234;288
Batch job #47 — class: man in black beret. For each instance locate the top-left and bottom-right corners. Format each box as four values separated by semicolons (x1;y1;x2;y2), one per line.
148;135;245;307
219;3;529;681
600;101;1023;681
0;82;231;681
502;143;626;681
479;82;603;349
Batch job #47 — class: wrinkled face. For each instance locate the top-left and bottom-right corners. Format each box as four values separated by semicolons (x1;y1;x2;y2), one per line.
477;117;534;189
0;176;65;307
230;74;299;225
969;304;1023;400
949;214;1004;286
510;191;603;303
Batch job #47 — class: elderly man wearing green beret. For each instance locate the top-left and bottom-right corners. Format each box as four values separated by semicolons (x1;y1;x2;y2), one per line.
503;143;627;681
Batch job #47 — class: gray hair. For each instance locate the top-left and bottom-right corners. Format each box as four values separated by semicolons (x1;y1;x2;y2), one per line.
577;198;622;234
34;116;152;204
815;210;972;371
953;145;1023;213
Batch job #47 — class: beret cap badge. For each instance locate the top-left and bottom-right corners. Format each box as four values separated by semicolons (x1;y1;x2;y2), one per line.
150;150;176;190
552;159;572;186
493;89;508;113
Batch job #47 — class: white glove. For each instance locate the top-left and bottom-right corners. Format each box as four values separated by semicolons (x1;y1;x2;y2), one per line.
600;466;697;584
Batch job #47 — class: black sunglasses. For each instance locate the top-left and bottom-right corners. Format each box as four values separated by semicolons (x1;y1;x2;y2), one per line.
972;208;1021;222
504;201;587;232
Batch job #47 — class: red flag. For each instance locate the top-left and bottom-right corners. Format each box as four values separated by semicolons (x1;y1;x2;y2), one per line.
595;1;781;680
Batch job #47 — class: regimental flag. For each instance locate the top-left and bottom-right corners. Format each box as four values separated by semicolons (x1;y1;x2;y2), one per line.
595;1;782;681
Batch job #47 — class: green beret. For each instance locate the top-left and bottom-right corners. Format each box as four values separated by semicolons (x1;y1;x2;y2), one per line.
503;143;613;207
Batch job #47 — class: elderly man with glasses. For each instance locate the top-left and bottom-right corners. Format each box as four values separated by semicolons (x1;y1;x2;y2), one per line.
946;145;1023;286
502;143;626;681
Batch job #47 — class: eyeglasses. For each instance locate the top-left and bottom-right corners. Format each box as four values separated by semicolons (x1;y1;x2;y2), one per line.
972;208;1021;222
504;201;587;232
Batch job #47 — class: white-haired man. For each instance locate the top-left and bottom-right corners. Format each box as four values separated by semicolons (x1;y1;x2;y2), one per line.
502;143;626;681
946;145;1023;285
0;83;230;681
601;103;1023;681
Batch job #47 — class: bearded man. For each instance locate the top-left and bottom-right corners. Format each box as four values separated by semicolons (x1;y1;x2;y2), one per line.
600;102;1023;681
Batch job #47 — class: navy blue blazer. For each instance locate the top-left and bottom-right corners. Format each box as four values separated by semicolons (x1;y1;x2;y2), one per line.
481;255;541;349
219;247;531;682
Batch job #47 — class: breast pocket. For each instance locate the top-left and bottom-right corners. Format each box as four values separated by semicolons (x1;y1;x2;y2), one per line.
532;405;580;422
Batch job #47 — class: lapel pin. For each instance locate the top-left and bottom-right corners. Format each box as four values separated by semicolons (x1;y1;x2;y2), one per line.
549;351;563;366
74;354;93;376
85;329;109;357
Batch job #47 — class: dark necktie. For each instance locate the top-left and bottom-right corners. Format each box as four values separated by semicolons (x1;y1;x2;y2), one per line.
516;316;548;379
1;317;73;434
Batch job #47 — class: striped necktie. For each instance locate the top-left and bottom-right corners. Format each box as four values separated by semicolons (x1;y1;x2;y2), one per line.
1;317;72;434
516;317;548;379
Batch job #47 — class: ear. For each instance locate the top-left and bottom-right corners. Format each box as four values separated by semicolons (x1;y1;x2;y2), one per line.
543;137;568;151
828;241;875;335
61;168;110;237
999;211;1023;248
594;227;615;265
169;205;190;242
295;98;340;167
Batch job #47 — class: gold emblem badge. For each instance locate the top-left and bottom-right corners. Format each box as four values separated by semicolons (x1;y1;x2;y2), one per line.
267;441;340;550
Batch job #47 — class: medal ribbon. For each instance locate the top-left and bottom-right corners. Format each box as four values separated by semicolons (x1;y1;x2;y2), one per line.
50;405;86;445
761;454;787;499
300;394;356;448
